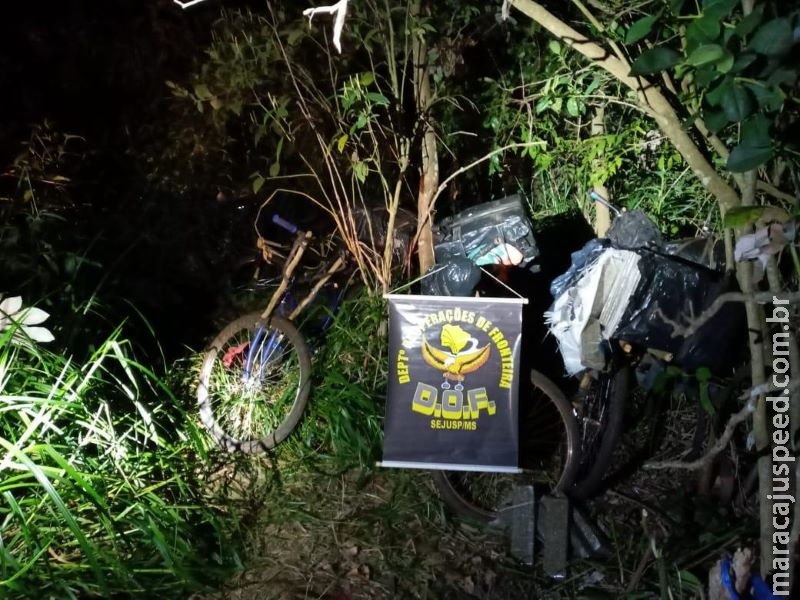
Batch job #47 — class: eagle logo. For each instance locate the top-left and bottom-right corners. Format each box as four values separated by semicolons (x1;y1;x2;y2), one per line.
422;324;490;390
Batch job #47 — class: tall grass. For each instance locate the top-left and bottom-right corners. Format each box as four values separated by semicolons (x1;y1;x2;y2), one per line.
285;291;388;470
0;318;239;598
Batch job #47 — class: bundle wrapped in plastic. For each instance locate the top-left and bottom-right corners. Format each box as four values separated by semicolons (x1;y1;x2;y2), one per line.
547;240;745;376
545;245;642;375
433;195;539;269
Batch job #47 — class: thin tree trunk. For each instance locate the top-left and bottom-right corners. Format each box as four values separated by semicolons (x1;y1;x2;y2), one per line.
590;106;611;237
736;168;773;575
412;0;438;274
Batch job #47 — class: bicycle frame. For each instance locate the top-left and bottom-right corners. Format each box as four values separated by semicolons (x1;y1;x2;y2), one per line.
241;214;348;383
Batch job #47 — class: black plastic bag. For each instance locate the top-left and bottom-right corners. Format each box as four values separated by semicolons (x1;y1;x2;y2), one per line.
615;249;745;374
433;195;539;269
421;255;481;297
606;210;662;249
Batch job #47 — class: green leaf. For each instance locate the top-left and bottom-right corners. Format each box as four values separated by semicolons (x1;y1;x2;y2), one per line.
721;84;753;122
337;134;348;153
686;16;721;44
735;6;764;38
696;367;714;415
535;97;551;114
567;97;580;117
629;47;682;75
625;14;660;44
193;83;212;100
269;162;280;178
359;72;375;86
366;92;390;106
686;44;725;67
677;570;704;591
745;83;785;112
750;19;794;56
705;78;731;107
715;50;735;73
585;76;602;95
731;53;757;73
548;40;562;55
353;161;369;184
252;175;265;194
701;0;738;20
703;109;728;132
727;142;773;172
723;206;771;228
741;114;771;147
287;26;306;46
669;0;686;14
695;66;722;87
767;68;797;87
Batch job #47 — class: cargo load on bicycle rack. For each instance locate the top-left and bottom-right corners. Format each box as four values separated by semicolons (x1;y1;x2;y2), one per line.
423;195;540;296
432;195;540;269
545;211;745;376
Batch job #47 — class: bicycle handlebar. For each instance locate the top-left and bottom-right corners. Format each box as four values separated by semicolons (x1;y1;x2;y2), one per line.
589;190;621;217
272;214;299;234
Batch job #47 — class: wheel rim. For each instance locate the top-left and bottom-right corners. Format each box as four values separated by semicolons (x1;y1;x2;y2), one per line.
436;371;577;520
200;319;304;446
518;379;574;491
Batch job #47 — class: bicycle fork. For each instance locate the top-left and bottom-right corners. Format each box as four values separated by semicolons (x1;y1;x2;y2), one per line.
243;325;283;382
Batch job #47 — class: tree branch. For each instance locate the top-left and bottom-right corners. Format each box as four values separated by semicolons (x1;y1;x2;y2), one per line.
653;290;800;339
302;0;350;53
644;379;799;471
508;0;741;213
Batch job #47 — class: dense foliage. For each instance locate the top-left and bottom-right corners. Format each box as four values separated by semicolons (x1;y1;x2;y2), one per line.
0;306;240;597
3;0;800;597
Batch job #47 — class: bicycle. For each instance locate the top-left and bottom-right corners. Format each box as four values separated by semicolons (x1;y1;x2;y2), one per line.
431;194;745;520
197;214;348;453
552;193;745;501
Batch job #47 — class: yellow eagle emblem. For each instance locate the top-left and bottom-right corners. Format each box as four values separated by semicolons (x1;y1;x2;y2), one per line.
422;324;490;384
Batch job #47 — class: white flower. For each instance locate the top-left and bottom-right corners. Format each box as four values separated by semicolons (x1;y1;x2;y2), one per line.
0;296;55;343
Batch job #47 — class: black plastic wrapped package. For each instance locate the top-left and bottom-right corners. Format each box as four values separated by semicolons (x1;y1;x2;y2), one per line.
615;249;745;375
420;256;481;297
606;210;663;249
433;195;539;269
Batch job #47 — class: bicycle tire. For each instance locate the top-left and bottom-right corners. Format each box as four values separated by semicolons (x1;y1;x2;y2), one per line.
431;369;579;524
571;366;629;500
197;312;311;453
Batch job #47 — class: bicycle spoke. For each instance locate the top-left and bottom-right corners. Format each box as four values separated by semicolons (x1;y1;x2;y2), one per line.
203;318;304;444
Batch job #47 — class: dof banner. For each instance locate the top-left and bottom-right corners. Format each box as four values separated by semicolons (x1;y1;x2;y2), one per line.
382;294;525;472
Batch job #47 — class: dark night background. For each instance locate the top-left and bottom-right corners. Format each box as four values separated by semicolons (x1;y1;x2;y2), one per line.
0;0;261;356
0;0;591;362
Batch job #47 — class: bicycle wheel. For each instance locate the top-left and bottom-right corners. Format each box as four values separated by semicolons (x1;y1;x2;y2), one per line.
432;369;579;523
197;311;311;453
571;366;629;500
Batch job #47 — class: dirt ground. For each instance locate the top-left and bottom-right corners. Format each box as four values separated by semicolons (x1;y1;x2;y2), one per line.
197;389;757;600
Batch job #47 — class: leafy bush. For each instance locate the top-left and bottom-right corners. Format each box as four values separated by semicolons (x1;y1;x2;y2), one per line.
0;304;239;598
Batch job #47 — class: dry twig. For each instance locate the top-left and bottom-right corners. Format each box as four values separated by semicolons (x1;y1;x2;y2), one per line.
645;380;799;470
654;291;800;339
